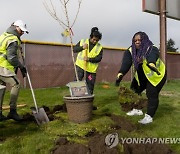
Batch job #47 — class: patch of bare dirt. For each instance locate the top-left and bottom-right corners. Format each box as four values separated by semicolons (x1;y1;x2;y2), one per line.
120;98;148;112
22;103;98;124
20;104;174;154
123;142;175;154
51;114;174;154
88;134;119;154
110;114;137;132
53;143;90;154
51;135;174;154
22;113;35;122
51;137;90;154
21;104;66;122
51;135;119;154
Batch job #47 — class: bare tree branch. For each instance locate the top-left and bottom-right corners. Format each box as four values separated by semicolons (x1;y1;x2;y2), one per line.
71;0;82;28
65;0;70;5
43;0;83;80
43;0;67;28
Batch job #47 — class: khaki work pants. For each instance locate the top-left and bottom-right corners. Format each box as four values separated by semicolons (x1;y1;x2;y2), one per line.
0;75;20;111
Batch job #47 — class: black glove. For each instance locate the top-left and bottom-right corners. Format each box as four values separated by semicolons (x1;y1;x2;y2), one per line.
147;63;161;75
20;66;27;78
115;73;123;86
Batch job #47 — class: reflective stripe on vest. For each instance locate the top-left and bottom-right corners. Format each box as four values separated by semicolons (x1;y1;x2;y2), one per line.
0;32;20;72
129;46;166;86
75;39;102;73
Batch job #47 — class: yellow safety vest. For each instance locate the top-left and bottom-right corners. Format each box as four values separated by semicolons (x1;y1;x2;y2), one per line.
75;39;102;73
0;32;21;72
129;47;166;86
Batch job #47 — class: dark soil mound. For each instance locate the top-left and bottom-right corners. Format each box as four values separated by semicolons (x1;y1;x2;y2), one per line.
88;134;119;154
51;113;174;154
120;98;148;112
53;143;90;154
52;135;174;154
21;104;174;154
51;135;119;154
20;104;68;124
110;114;137;132
123;142;175;154
22;113;35;122
52;137;90;154
52;104;67;112
30;105;67;122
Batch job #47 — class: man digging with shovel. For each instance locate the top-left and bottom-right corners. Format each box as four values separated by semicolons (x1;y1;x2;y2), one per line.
0;20;28;121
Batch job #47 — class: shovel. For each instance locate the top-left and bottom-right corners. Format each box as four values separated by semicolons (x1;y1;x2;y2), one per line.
26;71;49;125
19;48;49;125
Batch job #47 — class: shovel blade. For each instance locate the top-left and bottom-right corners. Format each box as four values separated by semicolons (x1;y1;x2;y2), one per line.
32;108;49;125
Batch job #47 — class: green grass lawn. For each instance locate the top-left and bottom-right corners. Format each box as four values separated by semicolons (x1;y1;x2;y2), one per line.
0;80;180;153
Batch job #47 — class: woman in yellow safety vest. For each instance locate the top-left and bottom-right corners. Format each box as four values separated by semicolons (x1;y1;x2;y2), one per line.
0;20;28;121
115;31;167;124
73;27;103;94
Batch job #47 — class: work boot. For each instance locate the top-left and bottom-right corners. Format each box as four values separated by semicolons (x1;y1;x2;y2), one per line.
0;112;8;121
7;109;22;121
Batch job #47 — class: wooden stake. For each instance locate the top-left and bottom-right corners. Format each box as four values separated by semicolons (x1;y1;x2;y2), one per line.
2;104;27;110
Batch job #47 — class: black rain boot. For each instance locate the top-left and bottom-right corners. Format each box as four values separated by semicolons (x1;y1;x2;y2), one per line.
7;109;22;121
0;112;8;121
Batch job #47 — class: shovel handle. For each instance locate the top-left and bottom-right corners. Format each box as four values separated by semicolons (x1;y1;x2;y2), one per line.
26;71;39;112
19;47;39;112
84;49;88;79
